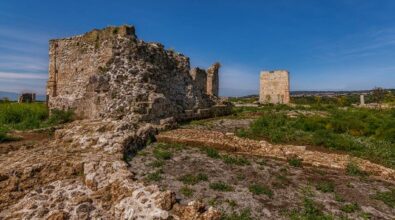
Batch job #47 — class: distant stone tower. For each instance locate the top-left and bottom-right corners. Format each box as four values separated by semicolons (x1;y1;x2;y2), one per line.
259;70;290;104
206;62;220;96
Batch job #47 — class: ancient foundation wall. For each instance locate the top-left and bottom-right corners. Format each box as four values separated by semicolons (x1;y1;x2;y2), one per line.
259;70;290;104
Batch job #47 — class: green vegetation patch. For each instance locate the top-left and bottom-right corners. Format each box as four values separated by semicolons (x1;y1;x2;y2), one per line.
205;147;221;158
180;186;194;197
153;148;172;160
340;203;360;213
178;173;208;185
315;180;335;193
209;181;234;192
248;184;273;197
237;106;395;168
146;170;162;182
288;156;303;167
289;197;334;220
221;209;254;220
373;188;395;208
346;162;367;176
222;155;250;166
148;160;165;168
0;103;74;132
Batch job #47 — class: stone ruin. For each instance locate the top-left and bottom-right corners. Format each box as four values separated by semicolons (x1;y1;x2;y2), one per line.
259;70;290;104
18;93;36;103
46;25;230;122
0;25;233;219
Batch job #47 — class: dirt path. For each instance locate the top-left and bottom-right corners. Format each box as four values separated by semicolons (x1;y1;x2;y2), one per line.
157;129;395;182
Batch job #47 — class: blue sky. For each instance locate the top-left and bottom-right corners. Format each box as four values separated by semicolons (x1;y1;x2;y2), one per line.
1;0;395;96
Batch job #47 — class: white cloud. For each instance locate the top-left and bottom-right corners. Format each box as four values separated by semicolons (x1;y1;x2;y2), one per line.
0;71;47;80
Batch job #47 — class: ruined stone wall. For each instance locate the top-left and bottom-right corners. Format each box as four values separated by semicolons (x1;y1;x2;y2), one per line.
47;25;230;122
259;70;290;104
206;63;220;96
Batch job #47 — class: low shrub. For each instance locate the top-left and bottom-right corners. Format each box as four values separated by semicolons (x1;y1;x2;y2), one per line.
205;148;220;158
288;156;303;167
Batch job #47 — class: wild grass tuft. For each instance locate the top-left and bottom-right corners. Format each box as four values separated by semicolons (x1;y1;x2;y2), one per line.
209;181;234;192
221;209;253;220
249;184;273;197
178;173;208;185
373;188;395;208
315;180;335;193
222;155;250;166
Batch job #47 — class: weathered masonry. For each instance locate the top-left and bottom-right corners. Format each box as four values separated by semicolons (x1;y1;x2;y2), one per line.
47;25;230;122
259;70;290;104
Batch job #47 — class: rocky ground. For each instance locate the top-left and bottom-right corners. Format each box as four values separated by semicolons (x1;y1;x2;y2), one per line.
0;120;220;219
130;142;395;219
1;115;394;219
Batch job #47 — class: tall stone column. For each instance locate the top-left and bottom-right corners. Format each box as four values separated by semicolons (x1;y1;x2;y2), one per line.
206;62;220;96
47;41;58;99
360;95;365;106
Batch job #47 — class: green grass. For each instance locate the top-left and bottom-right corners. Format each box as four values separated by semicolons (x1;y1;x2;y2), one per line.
289;197;334;220
180;186;194;197
340;203;360;213
315;180;335;193
373;188;395;208
153;148;172;160
209;181;234;192
288;156;303;167
148;160;165;168
0;103;73;132
222;155;250;165
178;173;208;185
237;106;395;168
248;184;273;197
346;162;367;176
205;147;221;158
221;209;254;220
146;170;162;182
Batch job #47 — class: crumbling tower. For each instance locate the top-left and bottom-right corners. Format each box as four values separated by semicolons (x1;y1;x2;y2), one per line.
259;70;290;104
206;62;220;96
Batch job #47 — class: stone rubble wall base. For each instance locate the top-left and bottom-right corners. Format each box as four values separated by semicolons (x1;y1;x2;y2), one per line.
157;129;395;183
0;120;222;220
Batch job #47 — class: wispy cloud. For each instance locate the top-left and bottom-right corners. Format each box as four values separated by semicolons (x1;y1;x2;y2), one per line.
0;71;47;80
0;26;49;94
314;27;395;61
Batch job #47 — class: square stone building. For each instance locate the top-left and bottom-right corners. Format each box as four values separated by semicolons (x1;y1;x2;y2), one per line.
259;70;290;104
